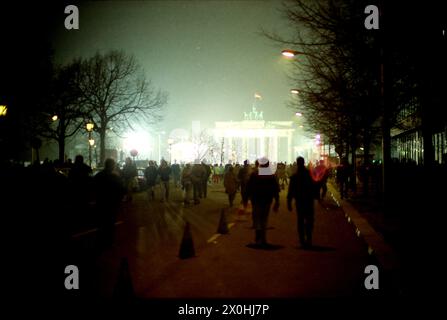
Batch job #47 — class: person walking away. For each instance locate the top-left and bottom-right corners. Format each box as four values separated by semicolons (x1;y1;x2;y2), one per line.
201;161;211;198
191;159;205;204
68;155;93;204
94;158;125;247
171;160;181;188
212;164;219;184
246;157;280;247
312;160;329;201
68;155;93;226
336;158;350;199
181;163;193;205
224;165;238;207
287;156;316;249
144;160;158;200
122;157;137;202
158;160;171;202
237;160;252;211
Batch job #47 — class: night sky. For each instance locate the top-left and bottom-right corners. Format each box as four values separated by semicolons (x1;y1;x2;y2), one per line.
52;1;295;131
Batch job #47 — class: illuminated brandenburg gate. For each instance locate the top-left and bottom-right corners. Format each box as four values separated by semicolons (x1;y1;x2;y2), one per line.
213;107;294;164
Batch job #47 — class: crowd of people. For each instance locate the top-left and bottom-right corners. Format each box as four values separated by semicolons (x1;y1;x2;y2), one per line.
0;154;343;251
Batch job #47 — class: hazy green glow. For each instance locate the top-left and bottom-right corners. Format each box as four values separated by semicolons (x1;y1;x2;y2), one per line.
53;1;295;132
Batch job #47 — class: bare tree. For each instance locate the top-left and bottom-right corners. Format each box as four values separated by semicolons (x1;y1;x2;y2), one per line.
39;61;86;162
78;50;167;164
192;129;219;162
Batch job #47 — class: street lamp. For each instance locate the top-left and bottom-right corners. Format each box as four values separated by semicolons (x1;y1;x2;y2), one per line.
86;122;94;167
290;89;300;95
295;112;303;117
281;49;307;58
0;105;8;117
52;115;58;121
167;138;174;163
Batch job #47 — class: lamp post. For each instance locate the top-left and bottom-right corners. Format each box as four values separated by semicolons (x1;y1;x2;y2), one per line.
155;131;166;164
86;122;94;167
167;138;174;163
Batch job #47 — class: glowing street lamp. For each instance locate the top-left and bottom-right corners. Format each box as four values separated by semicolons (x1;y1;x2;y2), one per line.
0;105;7;117
281;49;315;59
86;122;95;167
295;112;303;117
281;49;300;58
52;115;58;121
86;122;94;132
290;89;300;95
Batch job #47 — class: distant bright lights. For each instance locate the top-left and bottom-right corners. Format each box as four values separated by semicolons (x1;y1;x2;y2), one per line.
172;141;197;163
281;49;296;58
123;131;152;159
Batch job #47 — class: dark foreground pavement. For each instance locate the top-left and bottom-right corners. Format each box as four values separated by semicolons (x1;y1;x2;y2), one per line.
66;183;385;300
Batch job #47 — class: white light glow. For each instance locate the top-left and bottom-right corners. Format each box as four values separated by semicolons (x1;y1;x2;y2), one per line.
171;141;197;163
281;50;296;57
123;131;152;159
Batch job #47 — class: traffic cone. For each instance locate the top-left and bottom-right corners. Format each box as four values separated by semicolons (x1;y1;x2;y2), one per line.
179;221;196;259
237;204;245;215
236;204;247;221
246;202;253;214
113;257;135;301
217;208;229;234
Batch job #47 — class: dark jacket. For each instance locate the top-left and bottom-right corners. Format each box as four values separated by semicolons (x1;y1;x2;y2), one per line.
246;172;280;205
287;167;315;211
94;170;125;207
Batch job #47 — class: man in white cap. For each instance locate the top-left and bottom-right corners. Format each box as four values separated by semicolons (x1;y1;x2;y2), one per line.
246;156;280;247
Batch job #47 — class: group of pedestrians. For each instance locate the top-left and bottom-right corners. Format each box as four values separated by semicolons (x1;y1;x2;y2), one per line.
222;156;331;249
180;160;212;205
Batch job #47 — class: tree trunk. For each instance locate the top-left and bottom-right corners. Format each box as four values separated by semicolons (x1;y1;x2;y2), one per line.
350;137;357;194
58;136;65;163
35;148;40;164
100;128;106;166
362;131;371;196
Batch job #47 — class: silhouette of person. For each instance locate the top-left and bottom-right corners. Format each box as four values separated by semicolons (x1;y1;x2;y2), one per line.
181;163;193;205
158;159;171;202
144;160;158;200
237;160;252;210
94;158;125;247
287;157;316;248
191;159;205;204
246;157;280;247
122;157;137;202
224;165;238;207
201;161;211;198
312;160;329;200
336;158;350;199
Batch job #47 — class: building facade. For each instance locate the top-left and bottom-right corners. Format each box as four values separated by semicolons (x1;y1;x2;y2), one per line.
213;106;295;164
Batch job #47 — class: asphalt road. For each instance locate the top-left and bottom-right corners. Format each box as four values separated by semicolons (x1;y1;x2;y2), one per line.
67;182;375;299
